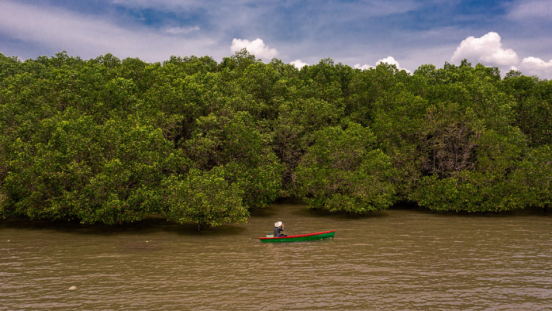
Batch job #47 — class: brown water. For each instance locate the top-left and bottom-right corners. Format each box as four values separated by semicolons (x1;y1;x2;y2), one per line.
1;203;552;311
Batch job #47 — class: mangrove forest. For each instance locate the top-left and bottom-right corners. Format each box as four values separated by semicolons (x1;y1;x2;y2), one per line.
0;50;550;227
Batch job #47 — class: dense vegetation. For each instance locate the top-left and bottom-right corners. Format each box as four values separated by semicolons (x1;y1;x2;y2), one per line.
0;50;550;227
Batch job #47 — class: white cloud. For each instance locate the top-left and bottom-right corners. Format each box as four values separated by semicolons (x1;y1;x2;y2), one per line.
522;57;552;68
0;0;220;62
449;32;552;79
354;64;373;70
290;59;308;69
451;32;519;66
354;56;411;73
378;56;412;73
377;56;400;67
519;57;552;77
230;38;278;60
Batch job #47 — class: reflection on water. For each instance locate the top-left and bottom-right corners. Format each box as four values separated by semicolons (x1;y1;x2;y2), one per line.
1;204;552;310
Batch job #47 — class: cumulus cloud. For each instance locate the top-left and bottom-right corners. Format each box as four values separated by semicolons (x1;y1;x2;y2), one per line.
354;64;373;70
450;32;552;79
354;56;411;73
290;59;308;69
377;56;400;67
451;32;519;66
519;57;552;77
230;38;278;60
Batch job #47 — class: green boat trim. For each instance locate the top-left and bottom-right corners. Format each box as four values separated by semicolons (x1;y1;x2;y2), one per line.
259;230;335;243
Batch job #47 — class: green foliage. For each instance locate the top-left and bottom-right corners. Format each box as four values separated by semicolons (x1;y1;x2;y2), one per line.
0;51;550;227
0;108;185;223
411;128;527;212
370;91;429;199
185;111;283;208
502;75;552;146
512;145;552;209
273;98;344;188
295;123;396;213
162;167;248;228
0;53;21;79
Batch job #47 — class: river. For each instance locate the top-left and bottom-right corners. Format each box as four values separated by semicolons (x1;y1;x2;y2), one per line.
1;203;552;310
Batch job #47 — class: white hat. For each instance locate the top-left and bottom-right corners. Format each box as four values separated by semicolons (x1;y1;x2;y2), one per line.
274;221;282;227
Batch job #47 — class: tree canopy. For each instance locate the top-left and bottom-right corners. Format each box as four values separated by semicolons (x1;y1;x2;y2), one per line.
0;50;550;227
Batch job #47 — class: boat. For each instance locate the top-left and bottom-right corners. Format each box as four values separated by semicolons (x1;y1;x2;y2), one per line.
259;230;335;243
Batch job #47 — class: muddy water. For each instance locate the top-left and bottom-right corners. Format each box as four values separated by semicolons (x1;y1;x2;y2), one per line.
1;203;552;310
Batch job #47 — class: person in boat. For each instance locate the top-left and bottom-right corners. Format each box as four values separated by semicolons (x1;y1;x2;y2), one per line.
274;221;287;237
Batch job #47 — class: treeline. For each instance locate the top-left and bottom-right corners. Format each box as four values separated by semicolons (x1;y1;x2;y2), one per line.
0;50;550;228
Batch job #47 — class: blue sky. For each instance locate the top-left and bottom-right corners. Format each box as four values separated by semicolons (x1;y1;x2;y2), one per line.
0;0;551;78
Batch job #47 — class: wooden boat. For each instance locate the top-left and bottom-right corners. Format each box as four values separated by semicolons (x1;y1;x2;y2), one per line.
259;230;335;243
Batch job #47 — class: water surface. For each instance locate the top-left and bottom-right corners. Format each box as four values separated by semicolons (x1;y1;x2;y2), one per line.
1;203;552;310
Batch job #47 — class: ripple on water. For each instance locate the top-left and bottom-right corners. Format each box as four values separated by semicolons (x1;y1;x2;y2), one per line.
1;205;552;310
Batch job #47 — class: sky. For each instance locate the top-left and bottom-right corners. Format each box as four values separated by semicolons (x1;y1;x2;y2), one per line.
0;0;551;78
